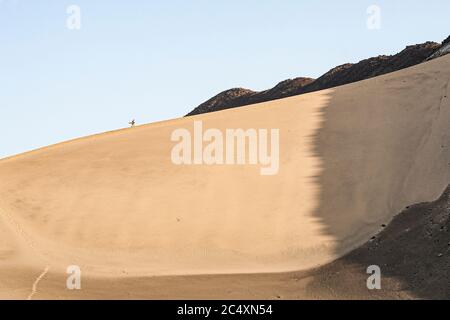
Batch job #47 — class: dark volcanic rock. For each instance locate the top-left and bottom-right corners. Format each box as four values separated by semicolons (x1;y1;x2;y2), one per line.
187;88;256;116
301;184;450;299
187;38;445;117
186;77;314;116
427;36;450;61
302;41;440;94
373;42;440;75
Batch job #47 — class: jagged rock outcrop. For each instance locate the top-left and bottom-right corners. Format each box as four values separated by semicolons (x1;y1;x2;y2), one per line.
187;38;446;116
303;42;440;93
427;36;450;61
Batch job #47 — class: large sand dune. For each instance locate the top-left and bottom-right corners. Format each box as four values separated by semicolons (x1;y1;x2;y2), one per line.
0;55;449;299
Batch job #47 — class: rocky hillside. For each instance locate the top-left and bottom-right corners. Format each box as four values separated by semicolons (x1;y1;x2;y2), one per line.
186;77;314;116
187;37;447;116
301;41;440;94
427;36;450;61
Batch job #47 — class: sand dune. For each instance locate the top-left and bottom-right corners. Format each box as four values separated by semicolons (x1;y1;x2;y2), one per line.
0;54;449;299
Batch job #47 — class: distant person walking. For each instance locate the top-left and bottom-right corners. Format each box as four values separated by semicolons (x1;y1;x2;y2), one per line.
129;119;136;127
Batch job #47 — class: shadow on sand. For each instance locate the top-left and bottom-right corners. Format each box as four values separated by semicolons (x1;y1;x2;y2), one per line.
304;61;450;299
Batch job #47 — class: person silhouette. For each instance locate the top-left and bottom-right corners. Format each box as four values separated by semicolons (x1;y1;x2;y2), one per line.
129;119;135;127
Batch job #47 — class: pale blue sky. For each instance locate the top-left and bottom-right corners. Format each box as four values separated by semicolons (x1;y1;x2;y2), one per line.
0;0;449;158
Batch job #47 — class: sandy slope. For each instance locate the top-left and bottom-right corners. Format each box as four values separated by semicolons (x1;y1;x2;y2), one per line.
0;55;449;299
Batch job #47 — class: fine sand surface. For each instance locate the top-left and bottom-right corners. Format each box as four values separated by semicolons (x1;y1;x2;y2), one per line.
0;55;449;299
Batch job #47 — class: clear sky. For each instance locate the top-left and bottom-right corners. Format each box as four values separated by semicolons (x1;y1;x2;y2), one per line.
0;0;449;158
